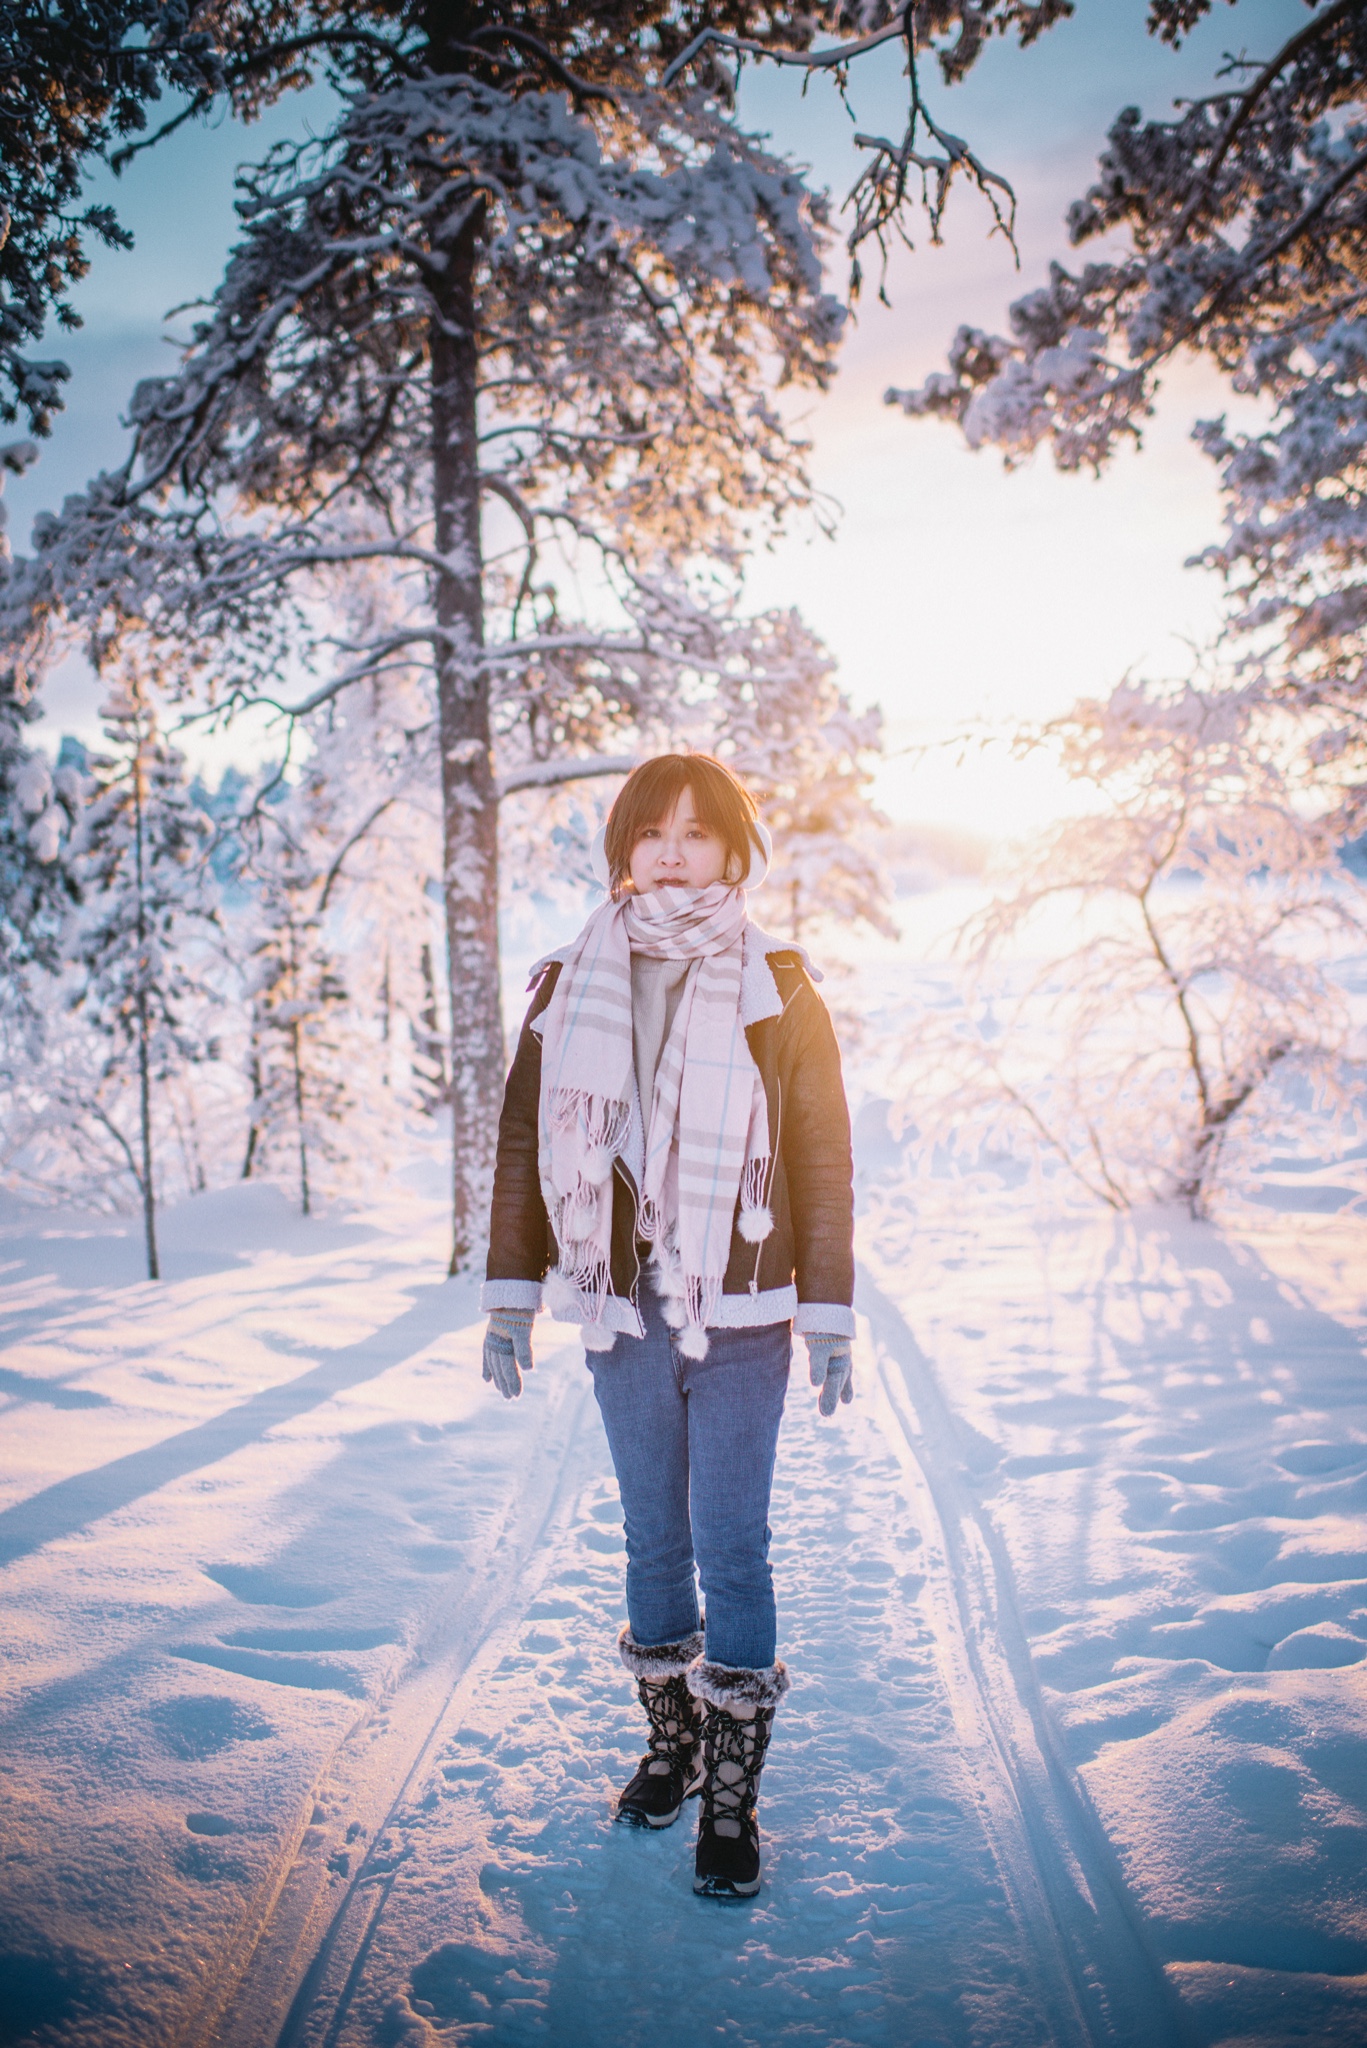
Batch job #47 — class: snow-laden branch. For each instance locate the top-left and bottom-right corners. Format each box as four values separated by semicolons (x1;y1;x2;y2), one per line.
1159;0;1363;256
897;674;1367;1217
885;1;1367;772
662;2;1037;283
496;753;637;796
662;16;911;86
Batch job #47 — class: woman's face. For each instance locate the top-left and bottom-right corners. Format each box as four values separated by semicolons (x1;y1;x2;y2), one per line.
628;787;730;894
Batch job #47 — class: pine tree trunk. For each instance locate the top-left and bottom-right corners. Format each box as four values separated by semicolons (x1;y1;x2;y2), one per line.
290;1019;311;1217
136;986;159;1281
242;1048;262;1179
416;940;448;1113
429;205;503;1273
131;721;160;1282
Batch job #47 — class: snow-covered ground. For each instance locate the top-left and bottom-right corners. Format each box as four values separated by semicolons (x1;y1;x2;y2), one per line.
1;1119;1365;2044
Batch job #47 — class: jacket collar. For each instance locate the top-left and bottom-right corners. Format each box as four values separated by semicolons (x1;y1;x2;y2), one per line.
526;919;821;1028
739;922;822;1025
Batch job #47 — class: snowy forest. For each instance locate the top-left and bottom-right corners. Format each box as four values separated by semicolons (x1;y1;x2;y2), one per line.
2;2;1367;2044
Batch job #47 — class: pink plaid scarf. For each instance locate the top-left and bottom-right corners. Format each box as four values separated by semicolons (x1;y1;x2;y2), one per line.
537;882;771;1355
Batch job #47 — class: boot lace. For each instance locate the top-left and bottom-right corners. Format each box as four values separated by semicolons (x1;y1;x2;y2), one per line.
700;1704;772;1831
640;1673;699;1776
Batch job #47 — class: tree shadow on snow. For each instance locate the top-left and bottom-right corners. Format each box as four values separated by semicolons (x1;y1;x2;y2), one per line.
0;1281;478;1569
0;1184;379;1319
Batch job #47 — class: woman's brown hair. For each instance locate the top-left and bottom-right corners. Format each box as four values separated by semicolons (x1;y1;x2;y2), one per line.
603;754;761;895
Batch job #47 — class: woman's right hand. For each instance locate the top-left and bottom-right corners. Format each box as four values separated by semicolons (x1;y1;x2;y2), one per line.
804;1333;854;1417
483;1311;536;1399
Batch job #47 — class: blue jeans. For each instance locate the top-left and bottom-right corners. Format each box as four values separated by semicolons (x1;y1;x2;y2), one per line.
586;1279;791;1670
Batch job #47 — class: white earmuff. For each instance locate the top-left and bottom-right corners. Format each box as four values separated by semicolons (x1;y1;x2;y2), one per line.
590;819;772;891
743;821;773;889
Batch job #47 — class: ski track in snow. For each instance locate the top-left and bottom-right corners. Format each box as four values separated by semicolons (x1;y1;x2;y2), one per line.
254;1338;1079;2048
861;1188;1367;2047
1;1180;1365;2046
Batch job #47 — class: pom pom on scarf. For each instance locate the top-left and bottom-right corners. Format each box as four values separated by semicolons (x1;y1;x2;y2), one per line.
544;1270;583;1320
737;1204;773;1244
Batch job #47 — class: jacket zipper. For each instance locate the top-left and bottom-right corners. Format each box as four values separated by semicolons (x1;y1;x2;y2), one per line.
751;1070;781;1295
616;1158;643;1310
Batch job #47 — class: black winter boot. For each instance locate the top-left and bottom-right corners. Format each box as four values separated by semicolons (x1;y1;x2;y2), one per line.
614;1627;705;1829
688;1658;790;1897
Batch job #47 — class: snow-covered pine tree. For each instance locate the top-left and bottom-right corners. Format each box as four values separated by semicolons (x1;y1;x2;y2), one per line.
900;675;1367;1216
289;579;448;1124
0;6;231;432
884;3;1367;812
2;5;861;1269
0;437;80;1031
228;597;446;1204
239;831;350;1218
0;685;80;987
412;939;448;1117
65;665;217;1276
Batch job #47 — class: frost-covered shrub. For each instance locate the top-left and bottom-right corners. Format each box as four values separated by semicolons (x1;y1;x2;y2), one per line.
0;671;225;1272
899;678;1367;1214
229;654;449;1212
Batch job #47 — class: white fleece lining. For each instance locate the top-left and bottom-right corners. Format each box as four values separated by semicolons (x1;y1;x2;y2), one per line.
793;1302;857;1339
483;1284;857;1334
480;1279;544;1313
545;1281;645;1340
708;1286;798;1328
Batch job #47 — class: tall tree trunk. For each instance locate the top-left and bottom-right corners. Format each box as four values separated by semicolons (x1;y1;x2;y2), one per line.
136;987;159;1280
131;723;160;1281
416;939;449;1115
429;204;503;1272
242;1046;262;1179
290;1018;311;1217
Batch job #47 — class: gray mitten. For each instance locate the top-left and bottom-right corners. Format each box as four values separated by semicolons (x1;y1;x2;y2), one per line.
482;1310;535;1400
804;1332;854;1418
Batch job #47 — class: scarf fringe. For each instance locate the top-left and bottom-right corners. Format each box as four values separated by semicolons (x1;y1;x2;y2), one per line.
537;888;767;1363
544;1257;610;1325
647;1245;719;1357
737;1155;773;1243
686;1272;723;1336
555;1176;607;1245
548;1086;630;1164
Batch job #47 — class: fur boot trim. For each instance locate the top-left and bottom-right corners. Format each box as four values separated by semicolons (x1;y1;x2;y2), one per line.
687;1657;790;1713
618;1624;706;1682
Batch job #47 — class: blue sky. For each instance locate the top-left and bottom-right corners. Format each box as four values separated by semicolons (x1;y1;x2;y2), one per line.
8;0;1307;830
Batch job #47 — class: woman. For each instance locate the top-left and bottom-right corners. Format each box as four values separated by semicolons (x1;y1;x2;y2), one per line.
480;754;855;1900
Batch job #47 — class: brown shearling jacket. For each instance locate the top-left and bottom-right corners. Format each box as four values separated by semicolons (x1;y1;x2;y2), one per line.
482;944;855;1336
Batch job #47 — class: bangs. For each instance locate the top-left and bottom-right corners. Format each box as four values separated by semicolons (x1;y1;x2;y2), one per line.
603;754;760;891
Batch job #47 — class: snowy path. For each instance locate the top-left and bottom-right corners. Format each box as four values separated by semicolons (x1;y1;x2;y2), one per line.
862;1276;1181;2048
0;1184;1111;2048
213;1305;1074;2048
2;1183;1364;2046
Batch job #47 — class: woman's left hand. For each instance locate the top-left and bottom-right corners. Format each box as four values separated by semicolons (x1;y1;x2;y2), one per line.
804;1334;854;1417
483;1311;535;1399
